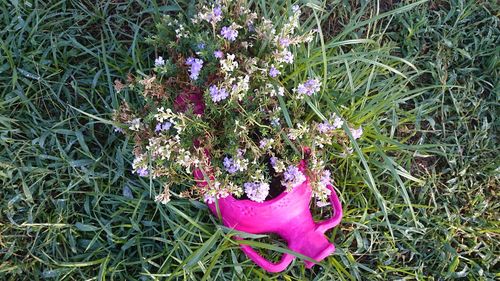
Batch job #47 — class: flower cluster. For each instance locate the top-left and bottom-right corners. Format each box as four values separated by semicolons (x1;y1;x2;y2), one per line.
209;85;229;102
296;79;321;97
281;166;307;191
113;1;364;205
186;57;204;80
244;182;270;203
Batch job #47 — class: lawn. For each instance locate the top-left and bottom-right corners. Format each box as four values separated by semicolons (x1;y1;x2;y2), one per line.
1;0;498;280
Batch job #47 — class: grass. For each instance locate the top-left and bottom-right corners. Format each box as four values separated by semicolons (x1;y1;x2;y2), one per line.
1;0;498;280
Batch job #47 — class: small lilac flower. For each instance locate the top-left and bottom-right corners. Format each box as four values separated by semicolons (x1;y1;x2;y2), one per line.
209;85;229;103
216;88;228;101
204;194;216;204
113;126;124;133
221;25;238;41
282;165;306;190
283;50;294;64
155;123;163;133
317;121;332;133
270;117;280;127
297;79;321;96
247;22;255;32
209;85;220;101
244;182;270;203
197;43;206;50
350;126;363;139
163;122;172;130
270;156;278;167
135;167;149;177
155;56;165;67
223;157;239;174
279;37;291;48
155;121;172;133
185;57;204;80
211;6;223;24
332;116;344;129
214;50;224;59
213;6;222;17
269;66;281;78
320;169;332;187
259;138;273;149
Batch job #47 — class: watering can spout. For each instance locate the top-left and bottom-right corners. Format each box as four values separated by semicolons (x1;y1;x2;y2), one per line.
289;230;336;268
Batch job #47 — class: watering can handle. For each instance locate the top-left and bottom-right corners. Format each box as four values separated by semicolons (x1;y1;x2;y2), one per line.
315;184;343;234
237;238;295;273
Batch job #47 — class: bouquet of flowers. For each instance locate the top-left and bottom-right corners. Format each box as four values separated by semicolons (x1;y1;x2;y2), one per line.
113;0;362;207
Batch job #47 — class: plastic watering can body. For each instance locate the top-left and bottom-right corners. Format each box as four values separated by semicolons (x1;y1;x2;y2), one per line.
197;163;343;273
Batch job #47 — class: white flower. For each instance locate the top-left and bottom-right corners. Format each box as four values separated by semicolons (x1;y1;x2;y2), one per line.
220;54;239;74
259;138;274;150
231;75;250;101
350;126;363;139
129;118;141;131
316;200;330;207
204;194;216;204
265;83;284;97
270;156;286;173
155;192;170;204
332;115;344;129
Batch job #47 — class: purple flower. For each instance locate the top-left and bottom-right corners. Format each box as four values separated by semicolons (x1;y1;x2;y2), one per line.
223;156;240;174
213;6;222;17
244;182;270;203
279;37;291;48
214;50;224;59
155;56;165;67
270;156;278;167
155;121;172;133
281;165;306;189
269;66;280;78
186;57;204;80
209;85;229;103
221;25;238;41
211;6;223;24
247;22;255;32
320;169;332;187
259;138;273;149
317;121;334;133
197;43;206;50
135;167;149;177
297;79;321;96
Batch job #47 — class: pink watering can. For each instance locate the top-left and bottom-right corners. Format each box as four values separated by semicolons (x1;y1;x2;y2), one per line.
194;161;343;273
177;91;343;272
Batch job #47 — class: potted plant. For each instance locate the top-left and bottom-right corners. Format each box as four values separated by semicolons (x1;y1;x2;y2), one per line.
113;0;363;272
